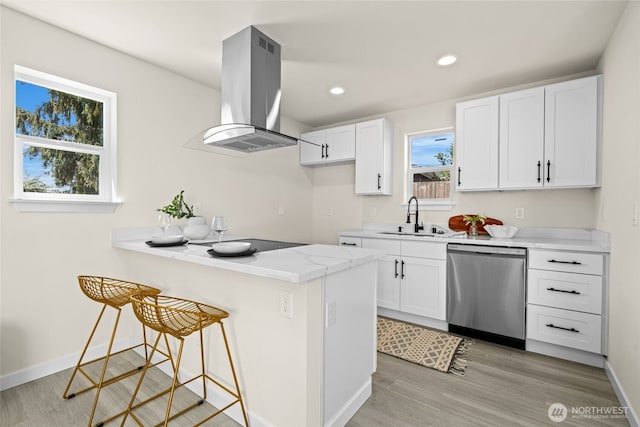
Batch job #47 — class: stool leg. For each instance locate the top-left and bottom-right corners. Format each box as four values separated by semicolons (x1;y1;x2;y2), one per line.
63;304;108;400
219;322;249;427
163;338;185;427
87;306;123;427
120;331;164;427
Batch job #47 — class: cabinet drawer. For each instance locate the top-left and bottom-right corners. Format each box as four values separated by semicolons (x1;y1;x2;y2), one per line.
401;241;446;260
528;249;603;275
528;270;602;314
527;305;601;353
362;238;401;255
338;237;362;248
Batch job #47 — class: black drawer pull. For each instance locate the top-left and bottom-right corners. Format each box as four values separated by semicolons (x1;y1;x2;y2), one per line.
548;259;582;265
546;323;579;333
325;144;329;158
340;242;357;246
377;173;382;190
394;259;399;278
457;167;462;186
547;287;581;295
546;160;551;183
321;144;326;159
537;161;541;183
401;260;406;279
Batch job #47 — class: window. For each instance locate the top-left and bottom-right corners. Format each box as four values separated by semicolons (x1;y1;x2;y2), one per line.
406;128;454;209
13;65;118;212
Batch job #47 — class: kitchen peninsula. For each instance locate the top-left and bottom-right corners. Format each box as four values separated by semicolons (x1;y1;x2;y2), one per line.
112;227;382;427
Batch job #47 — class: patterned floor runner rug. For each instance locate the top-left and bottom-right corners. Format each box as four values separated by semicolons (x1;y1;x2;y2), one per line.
377;316;472;375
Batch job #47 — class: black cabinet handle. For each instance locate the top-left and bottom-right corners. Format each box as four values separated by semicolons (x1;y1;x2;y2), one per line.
457;167;461;186
341;242;357;246
394;259;399;278
537;161;541;183
546;160;551;183
325;144;329;158
548;259;582;265
377;173;382;190
547;287;581;295
546;323;579;333
321;144;325;159
401;260;405;279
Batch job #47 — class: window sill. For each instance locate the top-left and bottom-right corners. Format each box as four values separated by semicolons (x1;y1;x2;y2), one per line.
402;201;455;212
10;198;122;213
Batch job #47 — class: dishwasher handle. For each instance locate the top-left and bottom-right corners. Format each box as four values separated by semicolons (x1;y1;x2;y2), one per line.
448;244;526;257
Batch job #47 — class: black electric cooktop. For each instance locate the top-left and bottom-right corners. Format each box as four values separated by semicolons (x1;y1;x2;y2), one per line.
198;238;306;253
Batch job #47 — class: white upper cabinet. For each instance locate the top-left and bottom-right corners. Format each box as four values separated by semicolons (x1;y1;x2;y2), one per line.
299;124;355;166
456;75;601;191
355;118;393;195
499;87;545;189
455;96;499;191
544;76;600;188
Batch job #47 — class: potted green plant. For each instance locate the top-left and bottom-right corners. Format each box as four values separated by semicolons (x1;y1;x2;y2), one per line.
463;214;486;237
157;191;210;239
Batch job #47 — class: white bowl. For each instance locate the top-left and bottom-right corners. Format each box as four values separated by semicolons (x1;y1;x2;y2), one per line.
485;225;519;239
211;241;251;254
150;234;184;244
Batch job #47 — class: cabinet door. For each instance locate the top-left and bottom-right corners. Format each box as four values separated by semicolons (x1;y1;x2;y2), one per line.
355;119;391;195
376;255;400;310
499;87;545;189
544;76;600;188
455;96;499;190
299;130;325;165
325;124;355;162
399;256;446;320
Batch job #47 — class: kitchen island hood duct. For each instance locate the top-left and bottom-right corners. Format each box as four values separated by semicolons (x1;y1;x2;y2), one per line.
203;26;298;153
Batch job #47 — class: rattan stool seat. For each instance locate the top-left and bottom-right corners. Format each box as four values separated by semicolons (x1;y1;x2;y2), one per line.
64;276;168;427
123;294;248;427
130;294;228;337
78;276;161;307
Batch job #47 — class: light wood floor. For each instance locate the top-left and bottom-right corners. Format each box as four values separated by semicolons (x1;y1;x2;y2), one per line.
1;341;628;427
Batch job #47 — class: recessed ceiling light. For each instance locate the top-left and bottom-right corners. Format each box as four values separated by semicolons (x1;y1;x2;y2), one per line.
437;55;457;66
329;87;345;95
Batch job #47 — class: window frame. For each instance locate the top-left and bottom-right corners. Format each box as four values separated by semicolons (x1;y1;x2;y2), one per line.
12;65;119;212
404;127;455;211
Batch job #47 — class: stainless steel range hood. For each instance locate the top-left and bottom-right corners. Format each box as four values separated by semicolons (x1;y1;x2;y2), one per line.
202;26;298;153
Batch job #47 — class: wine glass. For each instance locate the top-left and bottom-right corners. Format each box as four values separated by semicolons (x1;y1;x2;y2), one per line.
212;216;228;242
158;213;171;237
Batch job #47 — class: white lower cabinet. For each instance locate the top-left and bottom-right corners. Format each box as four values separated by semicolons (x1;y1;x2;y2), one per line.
526;249;606;357
362;238;446;321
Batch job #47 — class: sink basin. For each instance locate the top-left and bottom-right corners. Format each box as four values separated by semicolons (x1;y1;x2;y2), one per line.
378;231;440;237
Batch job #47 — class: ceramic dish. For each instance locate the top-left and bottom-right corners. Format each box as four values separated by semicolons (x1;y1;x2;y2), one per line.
150;234;184;244
484;225;519;239
211;241;252;254
207;247;257;258
145;239;188;247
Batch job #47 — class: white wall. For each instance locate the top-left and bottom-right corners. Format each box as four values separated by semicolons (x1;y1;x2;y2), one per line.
311;81;598;244
0;7;313;377
595;1;640;416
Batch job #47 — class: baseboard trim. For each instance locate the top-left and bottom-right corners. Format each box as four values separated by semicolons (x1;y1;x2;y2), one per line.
377;308;447;331
0;338;135;392
604;359;639;427
324;379;372;427
526;339;604;368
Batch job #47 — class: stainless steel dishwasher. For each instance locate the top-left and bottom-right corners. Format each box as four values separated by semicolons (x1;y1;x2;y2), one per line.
447;244;526;349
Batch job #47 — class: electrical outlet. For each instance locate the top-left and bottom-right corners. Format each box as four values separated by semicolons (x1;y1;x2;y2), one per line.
278;204;285;216
279;291;293;319
327;206;333;216
326;300;336;327
370;207;377;217
515;207;525;220
633;202;639;227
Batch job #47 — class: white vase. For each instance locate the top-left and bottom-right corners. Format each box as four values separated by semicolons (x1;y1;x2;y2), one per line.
182;216;210;240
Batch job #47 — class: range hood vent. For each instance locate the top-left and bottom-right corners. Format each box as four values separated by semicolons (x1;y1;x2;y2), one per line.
202;26;298;153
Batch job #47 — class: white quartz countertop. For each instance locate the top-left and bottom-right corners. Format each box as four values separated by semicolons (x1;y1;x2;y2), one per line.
112;228;384;283
339;226;610;253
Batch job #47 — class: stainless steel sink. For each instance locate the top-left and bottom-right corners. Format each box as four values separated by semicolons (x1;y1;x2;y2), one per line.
378;231;440;237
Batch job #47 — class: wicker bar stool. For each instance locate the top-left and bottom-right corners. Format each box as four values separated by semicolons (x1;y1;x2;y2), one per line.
122;293;249;427
63;276;173;427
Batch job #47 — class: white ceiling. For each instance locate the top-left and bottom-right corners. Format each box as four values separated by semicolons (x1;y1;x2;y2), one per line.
1;0;628;128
